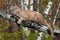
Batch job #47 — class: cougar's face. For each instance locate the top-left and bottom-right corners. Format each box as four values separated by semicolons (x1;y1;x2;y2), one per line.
9;6;19;15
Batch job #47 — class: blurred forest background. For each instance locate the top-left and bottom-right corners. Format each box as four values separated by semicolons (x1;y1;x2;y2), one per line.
0;0;60;40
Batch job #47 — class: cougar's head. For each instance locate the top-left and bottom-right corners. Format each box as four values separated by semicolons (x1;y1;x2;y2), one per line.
9;6;20;15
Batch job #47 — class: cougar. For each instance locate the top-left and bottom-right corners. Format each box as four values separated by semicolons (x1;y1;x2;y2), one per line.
9;6;54;37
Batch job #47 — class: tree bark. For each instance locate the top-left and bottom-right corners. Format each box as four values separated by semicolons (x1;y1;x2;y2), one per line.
28;0;30;10
33;0;38;11
51;0;59;26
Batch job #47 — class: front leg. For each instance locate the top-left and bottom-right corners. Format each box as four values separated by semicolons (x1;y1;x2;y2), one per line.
17;17;24;24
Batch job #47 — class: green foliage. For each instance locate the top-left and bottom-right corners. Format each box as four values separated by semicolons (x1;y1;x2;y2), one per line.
0;32;23;40
27;31;38;40
0;19;53;40
42;33;53;40
0;19;23;40
0;19;9;32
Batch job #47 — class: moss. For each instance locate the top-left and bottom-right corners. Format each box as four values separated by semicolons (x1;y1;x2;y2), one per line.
0;19;53;40
0;19;24;40
27;31;38;40
42;33;53;40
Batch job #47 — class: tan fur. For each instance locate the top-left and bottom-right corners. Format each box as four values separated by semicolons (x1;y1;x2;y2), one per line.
10;6;54;37
10;6;44;24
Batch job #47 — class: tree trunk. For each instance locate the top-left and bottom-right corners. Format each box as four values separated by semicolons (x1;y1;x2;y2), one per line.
28;0;30;10
51;0;59;26
33;0;38;11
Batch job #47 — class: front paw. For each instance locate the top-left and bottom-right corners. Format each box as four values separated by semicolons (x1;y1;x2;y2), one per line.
17;20;22;24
